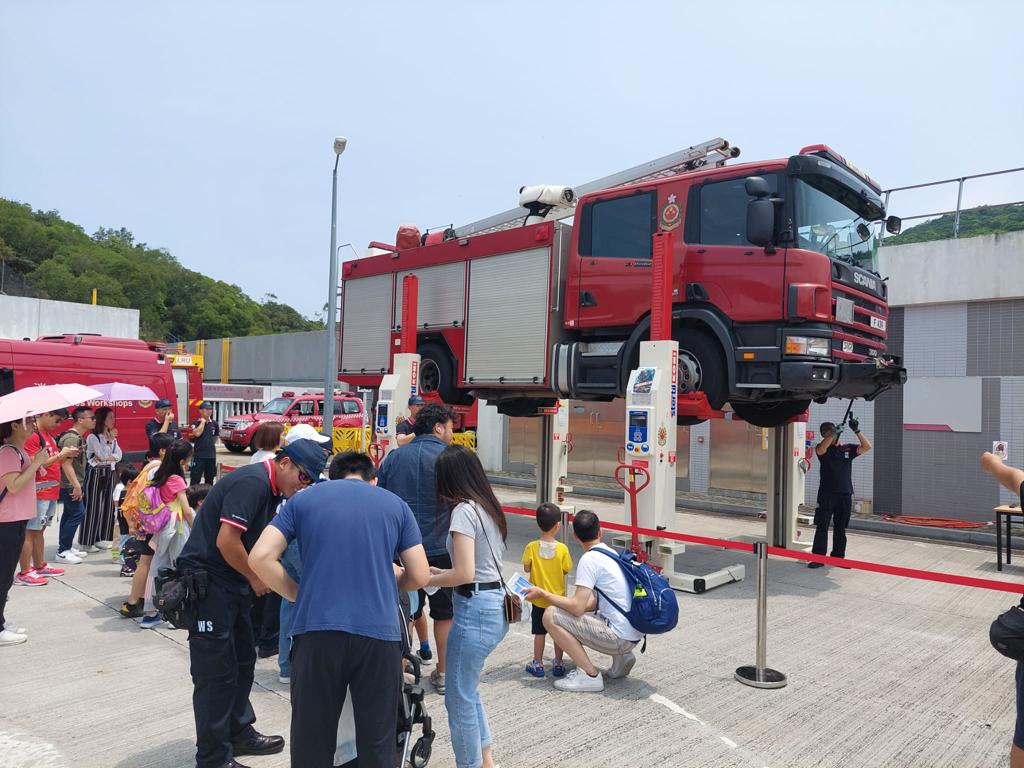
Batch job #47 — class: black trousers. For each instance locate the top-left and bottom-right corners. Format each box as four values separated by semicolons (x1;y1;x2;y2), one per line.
190;457;217;486
0;520;28;628
251;591;281;654
813;492;853;558
188;577;258;768
290;630;402;768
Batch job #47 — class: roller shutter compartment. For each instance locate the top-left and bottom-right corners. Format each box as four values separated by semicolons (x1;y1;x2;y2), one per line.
340;274;393;375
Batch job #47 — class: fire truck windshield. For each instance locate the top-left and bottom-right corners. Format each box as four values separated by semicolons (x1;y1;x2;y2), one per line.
794;176;883;273
260;397;291;415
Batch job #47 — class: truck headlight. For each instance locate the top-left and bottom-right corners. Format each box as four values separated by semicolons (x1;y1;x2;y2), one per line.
785;336;829;356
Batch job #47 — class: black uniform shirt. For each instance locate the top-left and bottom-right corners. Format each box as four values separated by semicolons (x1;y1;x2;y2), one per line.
145;418;181;441
177;461;281;589
191;419;219;459
817;443;859;496
395;418;415;436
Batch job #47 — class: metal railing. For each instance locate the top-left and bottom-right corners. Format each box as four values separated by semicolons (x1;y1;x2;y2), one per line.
881;166;1024;242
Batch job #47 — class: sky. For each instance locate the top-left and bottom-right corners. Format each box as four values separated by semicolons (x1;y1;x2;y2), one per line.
2;1;1022;319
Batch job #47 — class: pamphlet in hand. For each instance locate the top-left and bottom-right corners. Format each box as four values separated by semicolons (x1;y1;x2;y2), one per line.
506;572;532;603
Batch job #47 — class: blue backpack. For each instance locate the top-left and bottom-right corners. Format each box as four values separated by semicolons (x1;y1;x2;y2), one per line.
591;547;679;643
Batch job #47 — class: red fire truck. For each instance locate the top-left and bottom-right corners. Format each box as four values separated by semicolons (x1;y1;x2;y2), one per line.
0;334;200;460
339;139;905;427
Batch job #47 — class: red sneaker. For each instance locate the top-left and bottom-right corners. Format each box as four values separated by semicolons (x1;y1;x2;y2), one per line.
33;562;65;577
14;570;48;586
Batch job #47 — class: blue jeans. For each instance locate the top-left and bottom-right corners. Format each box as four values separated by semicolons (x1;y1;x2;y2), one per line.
445;590;508;768
58;487;85;553
278;540;302;679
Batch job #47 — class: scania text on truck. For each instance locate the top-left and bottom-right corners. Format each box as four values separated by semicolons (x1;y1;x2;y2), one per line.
339;140;906;427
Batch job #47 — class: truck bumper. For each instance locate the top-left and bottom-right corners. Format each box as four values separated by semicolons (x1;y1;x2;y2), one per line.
779;356;906;401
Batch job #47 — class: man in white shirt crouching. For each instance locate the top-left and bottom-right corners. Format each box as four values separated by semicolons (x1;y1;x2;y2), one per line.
524;509;642;692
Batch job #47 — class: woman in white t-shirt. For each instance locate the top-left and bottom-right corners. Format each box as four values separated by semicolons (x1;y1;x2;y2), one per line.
427;445;508;768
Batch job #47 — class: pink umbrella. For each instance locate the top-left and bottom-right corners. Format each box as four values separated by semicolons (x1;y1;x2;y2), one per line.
0;383;104;424
91;382;160;402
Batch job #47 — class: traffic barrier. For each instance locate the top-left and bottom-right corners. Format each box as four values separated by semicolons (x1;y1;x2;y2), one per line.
500;503;1024;691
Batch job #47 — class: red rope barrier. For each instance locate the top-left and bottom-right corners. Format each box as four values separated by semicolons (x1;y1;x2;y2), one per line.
501;505;1024;595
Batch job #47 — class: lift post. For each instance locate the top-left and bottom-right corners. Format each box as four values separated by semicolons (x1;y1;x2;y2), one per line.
536;399;575;539
612;231;744;594
375;275;421;457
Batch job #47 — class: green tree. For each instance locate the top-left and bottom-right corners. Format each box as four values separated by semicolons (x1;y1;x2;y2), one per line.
0;198;321;340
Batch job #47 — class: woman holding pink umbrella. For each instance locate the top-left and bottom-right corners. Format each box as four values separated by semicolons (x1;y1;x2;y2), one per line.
0;416;77;645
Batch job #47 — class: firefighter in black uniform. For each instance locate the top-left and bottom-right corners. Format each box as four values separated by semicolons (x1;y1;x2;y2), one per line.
175;439;326;768
808;417;871;568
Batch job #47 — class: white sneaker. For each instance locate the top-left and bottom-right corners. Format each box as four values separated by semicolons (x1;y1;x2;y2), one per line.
96;540;113;550
0;628;27;646
4;621;27;635
279;674;290;684
554;668;604;692
57;550;83;564
605;651;636;680
84;545;100;553
69;547;88;557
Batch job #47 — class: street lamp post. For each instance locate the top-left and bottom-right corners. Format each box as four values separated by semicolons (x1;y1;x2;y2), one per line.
322;136;347;443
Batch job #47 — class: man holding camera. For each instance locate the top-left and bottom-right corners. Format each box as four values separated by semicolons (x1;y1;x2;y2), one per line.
809;417;871;568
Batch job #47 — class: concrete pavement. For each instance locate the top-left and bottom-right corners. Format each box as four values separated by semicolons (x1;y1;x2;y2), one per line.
1;477;1020;767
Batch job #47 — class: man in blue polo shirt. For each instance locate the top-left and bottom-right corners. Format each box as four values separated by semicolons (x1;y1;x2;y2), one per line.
248;452;430;768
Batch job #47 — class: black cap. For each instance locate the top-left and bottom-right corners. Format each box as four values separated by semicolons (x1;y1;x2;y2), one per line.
279;439;328;480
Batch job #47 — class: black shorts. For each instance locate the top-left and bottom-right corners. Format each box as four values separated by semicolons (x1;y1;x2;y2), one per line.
531;603;547;636
142;534;155;557
411;553;454;622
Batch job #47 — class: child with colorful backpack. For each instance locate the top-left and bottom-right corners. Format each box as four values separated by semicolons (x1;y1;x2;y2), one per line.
135;440;194;629
118;433;175;621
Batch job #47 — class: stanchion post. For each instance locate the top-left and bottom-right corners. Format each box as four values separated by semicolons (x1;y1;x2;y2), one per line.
735;541;787;689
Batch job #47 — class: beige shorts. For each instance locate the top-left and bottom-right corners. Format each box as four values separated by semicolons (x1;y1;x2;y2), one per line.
549;607;637;656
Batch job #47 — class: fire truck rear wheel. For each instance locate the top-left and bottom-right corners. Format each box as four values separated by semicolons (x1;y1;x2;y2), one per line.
418;344;472;405
730;399;810;428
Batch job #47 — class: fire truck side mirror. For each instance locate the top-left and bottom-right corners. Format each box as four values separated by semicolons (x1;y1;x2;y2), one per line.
746;198;775;249
885;215;902;235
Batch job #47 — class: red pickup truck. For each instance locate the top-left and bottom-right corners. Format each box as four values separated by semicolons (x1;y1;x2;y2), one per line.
220;391;364;453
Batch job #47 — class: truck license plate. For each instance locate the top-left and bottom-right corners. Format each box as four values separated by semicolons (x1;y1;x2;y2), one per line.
835;297;854;324
870;315;887;331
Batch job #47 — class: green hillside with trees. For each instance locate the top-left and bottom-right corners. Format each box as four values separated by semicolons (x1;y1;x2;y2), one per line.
882;202;1024;246
0;199;322;341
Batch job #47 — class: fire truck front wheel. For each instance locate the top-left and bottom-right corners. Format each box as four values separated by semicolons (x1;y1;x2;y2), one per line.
675;331;728;421
223;442;247;454
418;344;473;405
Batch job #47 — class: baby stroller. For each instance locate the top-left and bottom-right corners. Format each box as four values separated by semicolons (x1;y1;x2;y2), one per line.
398;595;435;767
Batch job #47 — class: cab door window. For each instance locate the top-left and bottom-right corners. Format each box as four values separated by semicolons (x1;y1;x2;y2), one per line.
690;174;779;246
289;400;315;420
579;191;657;258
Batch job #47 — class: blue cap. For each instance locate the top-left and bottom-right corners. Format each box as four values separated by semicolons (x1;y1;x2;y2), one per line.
155;399;172;409
199;401;214;410
279;438;328;480
408;395;426;405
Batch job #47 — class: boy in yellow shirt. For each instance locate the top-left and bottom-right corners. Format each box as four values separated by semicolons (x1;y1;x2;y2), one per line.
523;502;574;678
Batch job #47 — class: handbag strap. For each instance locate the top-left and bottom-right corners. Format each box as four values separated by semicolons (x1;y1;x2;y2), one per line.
468;503;512;598
0;444;27;506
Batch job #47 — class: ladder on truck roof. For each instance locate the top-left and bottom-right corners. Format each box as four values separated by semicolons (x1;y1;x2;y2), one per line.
453;137;740;237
